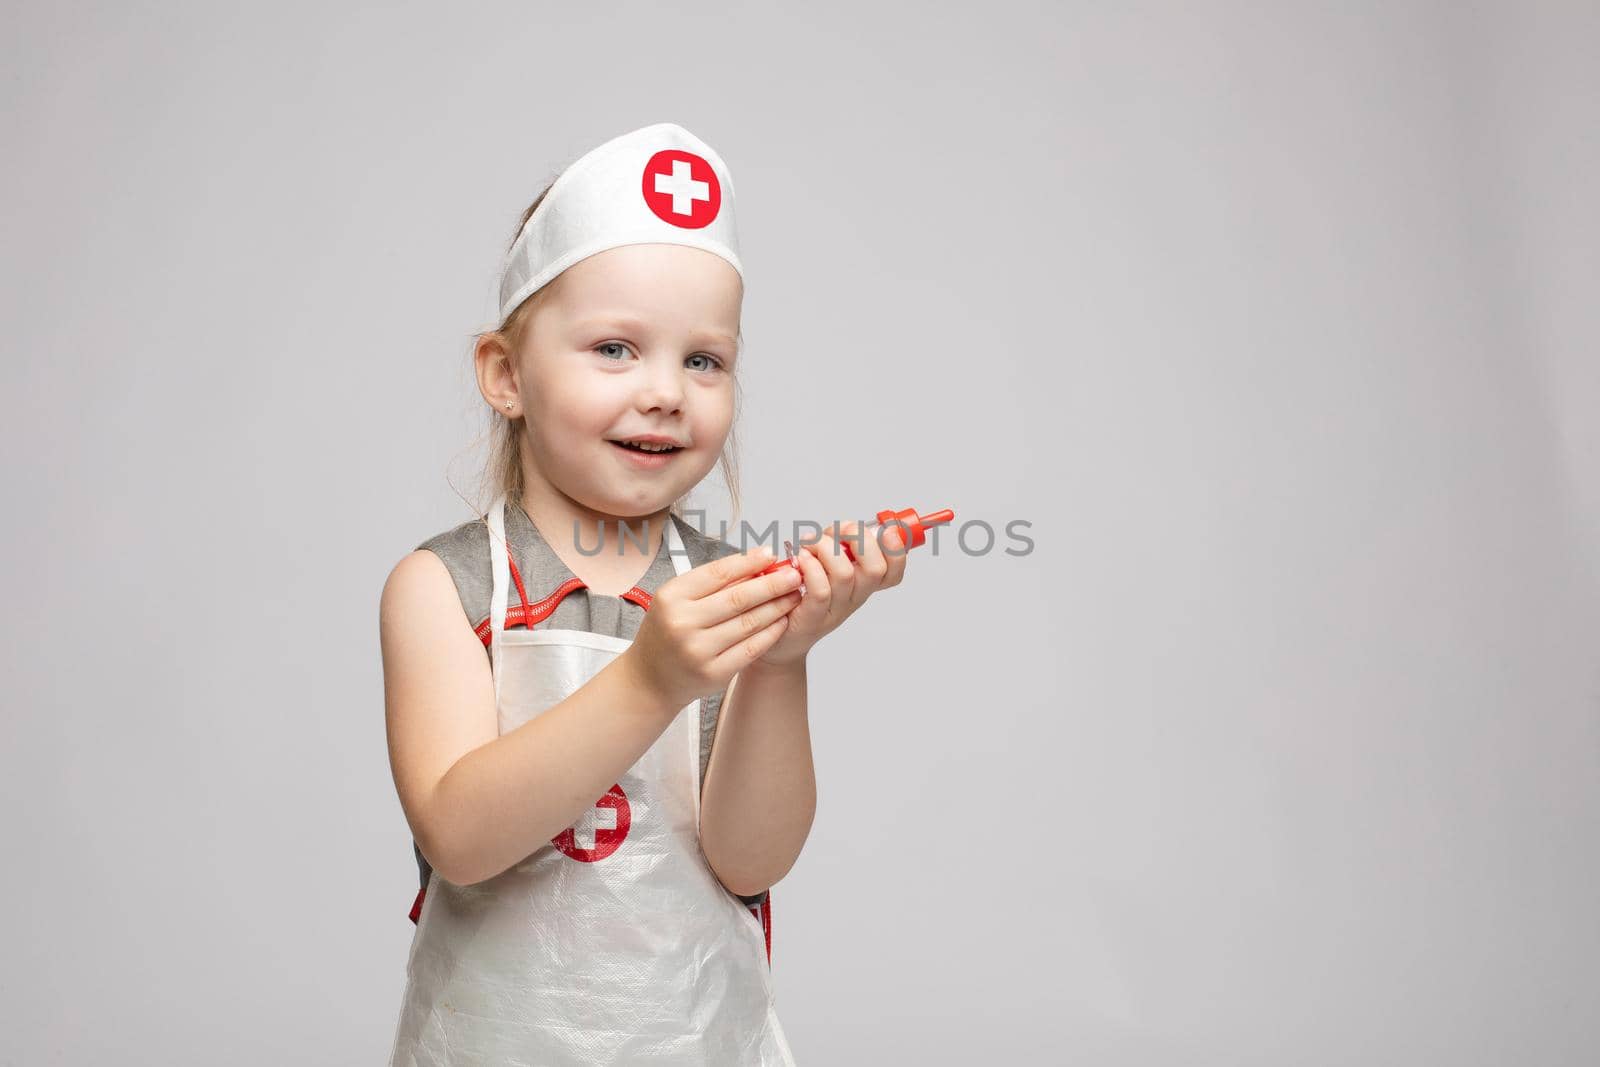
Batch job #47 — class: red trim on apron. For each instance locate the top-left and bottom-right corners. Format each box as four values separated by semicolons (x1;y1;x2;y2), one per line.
472;579;656;646
474;574;584;644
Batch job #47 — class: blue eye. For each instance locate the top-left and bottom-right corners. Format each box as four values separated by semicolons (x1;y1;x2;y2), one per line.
595;342;723;371
687;353;723;372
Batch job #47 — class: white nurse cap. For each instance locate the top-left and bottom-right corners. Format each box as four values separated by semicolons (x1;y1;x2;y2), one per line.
497;121;744;323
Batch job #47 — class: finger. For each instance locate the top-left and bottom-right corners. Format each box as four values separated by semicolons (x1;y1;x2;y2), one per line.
678;544;780;600
783;542;830;624
706;586;802;658
810;525;856;599
877;521;909;587
699;560;805;627
795;531;849;633
792;541;826;599
709;611;792;675
856;519;890;586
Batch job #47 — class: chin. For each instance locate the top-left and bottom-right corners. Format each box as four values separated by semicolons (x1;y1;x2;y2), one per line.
579;491;679;521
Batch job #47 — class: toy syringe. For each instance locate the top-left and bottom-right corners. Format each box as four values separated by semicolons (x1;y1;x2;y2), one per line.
753;505;956;578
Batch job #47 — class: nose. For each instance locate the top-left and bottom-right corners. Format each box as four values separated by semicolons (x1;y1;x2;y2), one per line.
633;353;686;415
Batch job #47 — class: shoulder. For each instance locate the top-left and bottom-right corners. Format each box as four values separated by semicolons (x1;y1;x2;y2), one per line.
379;546;466;640
415;514;490;565
397;515;493;627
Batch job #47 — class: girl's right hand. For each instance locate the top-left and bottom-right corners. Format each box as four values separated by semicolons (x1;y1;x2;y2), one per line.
624;546;805;709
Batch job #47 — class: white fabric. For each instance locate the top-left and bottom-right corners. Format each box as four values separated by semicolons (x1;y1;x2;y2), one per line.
389;492;795;1065
498;121;744;322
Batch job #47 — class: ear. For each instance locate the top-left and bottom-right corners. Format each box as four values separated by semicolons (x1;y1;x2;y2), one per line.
474;332;521;416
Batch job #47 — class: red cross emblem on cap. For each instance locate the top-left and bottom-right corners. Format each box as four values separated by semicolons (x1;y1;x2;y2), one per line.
641;149;722;229
551;782;632;862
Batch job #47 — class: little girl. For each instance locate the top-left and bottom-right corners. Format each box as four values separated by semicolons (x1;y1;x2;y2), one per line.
381;123;909;1065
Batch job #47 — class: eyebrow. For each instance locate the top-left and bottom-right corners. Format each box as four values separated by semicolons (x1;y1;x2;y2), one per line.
574;314;738;348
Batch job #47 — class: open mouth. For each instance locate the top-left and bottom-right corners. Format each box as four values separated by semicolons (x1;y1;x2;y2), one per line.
609;439;684;455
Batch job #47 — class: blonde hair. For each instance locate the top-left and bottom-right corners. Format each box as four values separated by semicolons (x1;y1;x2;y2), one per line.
460;180;745;530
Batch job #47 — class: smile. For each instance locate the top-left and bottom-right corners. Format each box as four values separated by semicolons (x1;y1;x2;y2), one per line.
609;440;683;467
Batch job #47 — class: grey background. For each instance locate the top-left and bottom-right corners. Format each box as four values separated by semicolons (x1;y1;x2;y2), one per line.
3;2;1596;1063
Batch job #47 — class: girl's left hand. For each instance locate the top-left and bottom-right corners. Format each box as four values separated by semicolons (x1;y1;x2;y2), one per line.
754;519;910;667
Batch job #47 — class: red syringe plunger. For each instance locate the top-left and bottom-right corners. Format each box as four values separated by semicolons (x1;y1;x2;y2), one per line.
838;506;955;562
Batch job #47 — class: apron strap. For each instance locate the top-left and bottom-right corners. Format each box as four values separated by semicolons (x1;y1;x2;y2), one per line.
487;492;512;709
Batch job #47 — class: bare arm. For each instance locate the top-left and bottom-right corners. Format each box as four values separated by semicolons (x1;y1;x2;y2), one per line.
381;549;682;886
698;656;817;898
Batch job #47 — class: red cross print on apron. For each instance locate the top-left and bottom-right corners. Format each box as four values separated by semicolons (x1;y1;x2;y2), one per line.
551;783;631;861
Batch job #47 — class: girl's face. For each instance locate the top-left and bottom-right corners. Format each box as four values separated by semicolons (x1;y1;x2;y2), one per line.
513;243;742;521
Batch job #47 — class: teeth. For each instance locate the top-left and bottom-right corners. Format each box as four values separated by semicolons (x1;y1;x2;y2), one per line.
618;440;677;453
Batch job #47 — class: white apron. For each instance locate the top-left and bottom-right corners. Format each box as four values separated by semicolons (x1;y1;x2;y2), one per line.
389;492;797;1066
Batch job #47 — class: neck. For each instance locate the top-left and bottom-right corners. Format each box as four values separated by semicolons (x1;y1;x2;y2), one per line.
512;480;675;596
